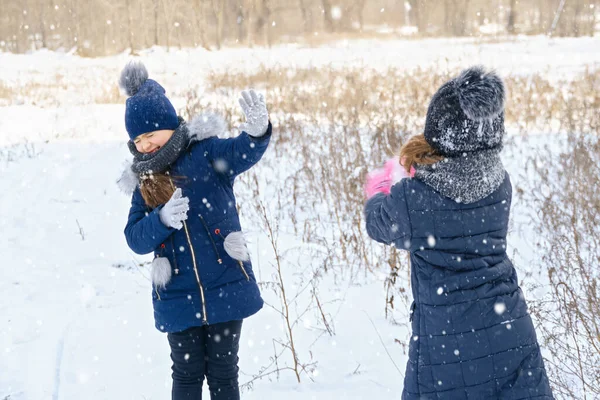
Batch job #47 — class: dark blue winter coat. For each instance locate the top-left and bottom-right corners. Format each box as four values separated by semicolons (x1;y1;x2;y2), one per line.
365;174;554;399
124;121;271;333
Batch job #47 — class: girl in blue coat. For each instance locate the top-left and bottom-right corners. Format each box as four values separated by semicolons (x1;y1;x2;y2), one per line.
117;61;271;399
364;66;554;399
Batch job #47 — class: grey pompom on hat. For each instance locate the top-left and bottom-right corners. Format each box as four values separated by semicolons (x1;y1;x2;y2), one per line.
119;61;149;97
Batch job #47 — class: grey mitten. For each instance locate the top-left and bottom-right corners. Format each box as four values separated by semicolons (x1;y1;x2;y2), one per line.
159;188;189;230
238;89;269;137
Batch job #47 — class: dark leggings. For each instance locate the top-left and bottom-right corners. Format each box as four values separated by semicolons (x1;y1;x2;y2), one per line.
167;320;243;400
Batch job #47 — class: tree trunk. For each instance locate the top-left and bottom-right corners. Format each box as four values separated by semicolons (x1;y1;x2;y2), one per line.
211;0;224;50
19;0;29;52
298;0;311;33
399;0;412;26
39;1;47;49
538;0;548;34
69;0;80;50
154;0;159;46
253;0;265;45
548;0;567;37
236;0;246;44
478;7;485;26
457;0;470;36
246;0;255;46
125;0;135;53
161;0;171;50
444;0;452;35
221;0;232;47
409;0;426;34
590;2;597;36
194;0;210;49
507;0;518;34
355;0;366;31
262;0;271;47
321;0;334;32
572;1;583;37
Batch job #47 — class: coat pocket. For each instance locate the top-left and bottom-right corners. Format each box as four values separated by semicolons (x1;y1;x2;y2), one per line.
205;217;253;287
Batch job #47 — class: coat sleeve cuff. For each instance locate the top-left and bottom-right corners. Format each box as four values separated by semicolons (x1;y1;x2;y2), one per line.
249;121;273;139
149;206;177;242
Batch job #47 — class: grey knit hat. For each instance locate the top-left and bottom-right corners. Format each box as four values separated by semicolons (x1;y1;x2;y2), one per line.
423;66;506;157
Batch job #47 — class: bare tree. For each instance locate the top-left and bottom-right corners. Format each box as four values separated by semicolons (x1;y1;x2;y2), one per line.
38;0;48;49
125;0;136;53
193;0;210;49
548;0;567;37
590;1;598;36
1;0;598;55
211;0;225;49
161;0;172;49
261;0;272;47
321;0;334;32
354;0;367;31
408;0;427;34
444;0;470;36
153;0;160;46
297;0;312;34
572;0;583;37
235;0;247;44
507;0;518;34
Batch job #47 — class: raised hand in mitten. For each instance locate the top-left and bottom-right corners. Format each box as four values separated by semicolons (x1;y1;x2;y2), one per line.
238;89;269;138
159;188;189;230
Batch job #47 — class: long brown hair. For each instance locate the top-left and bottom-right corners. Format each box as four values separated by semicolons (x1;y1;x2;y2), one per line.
399;134;444;173
139;173;177;208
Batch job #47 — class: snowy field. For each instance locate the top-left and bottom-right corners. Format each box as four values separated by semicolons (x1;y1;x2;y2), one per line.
1;35;599;399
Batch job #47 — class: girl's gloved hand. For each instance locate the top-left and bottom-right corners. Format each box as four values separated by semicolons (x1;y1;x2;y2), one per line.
238;89;269;138
365;167;392;198
365;158;415;199
159;188;190;230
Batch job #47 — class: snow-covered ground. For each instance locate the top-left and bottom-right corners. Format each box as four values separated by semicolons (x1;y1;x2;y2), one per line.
1;36;598;399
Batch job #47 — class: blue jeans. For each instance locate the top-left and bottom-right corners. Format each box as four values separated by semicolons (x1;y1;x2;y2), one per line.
167;320;243;400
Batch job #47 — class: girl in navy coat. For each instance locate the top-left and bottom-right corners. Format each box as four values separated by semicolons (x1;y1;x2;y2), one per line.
364;66;553;399
117;61;271;400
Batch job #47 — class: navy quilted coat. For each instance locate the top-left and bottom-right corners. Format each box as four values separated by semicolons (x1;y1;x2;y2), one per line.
364;174;554;399
124;123;271;333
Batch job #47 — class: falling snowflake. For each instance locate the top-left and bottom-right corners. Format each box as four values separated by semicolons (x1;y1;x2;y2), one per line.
427;235;436;247
494;302;506;315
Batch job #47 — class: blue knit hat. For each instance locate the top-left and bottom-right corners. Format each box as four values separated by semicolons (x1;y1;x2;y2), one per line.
119;61;179;140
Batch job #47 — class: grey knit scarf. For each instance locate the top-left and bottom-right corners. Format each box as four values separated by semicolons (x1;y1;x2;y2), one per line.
414;149;506;204
127;118;190;176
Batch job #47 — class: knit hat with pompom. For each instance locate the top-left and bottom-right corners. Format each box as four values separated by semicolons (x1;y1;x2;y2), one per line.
423;66;506;157
119;61;179;140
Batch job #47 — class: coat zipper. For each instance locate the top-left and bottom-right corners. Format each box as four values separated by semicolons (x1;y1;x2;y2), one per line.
168;178;209;325
181;219;209;324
